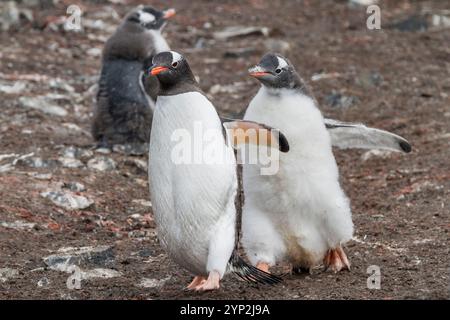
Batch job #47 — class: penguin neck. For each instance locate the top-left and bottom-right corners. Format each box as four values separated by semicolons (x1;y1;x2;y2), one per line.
103;26;153;62
146;29;170;53
262;72;313;98
158;72;201;96
291;72;311;93
261;85;298;97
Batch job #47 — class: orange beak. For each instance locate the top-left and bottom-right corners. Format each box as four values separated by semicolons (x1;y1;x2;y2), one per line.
250;71;270;77
163;8;176;19
151;66;168;76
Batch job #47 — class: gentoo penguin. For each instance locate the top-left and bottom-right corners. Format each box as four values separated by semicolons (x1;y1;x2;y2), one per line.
91;6;176;154
241;53;410;274
148;51;284;290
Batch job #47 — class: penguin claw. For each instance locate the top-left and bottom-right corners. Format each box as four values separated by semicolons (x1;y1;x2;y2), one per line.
323;247;351;273
337;246;351;271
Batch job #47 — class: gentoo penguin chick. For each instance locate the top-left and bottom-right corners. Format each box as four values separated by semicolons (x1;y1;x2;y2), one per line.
242;55;412;274
242;53;356;274
148;51;284;290
91;5;176;154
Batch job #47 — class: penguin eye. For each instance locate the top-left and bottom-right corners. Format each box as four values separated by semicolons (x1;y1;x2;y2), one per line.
275;68;282;74
172;62;178;68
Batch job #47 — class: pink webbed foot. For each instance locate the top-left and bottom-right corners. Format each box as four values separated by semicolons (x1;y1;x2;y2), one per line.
256;262;270;274
323;246;351;273
186;275;206;290
195;270;221;291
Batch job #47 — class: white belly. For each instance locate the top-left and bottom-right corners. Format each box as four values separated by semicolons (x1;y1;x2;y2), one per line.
148;92;237;275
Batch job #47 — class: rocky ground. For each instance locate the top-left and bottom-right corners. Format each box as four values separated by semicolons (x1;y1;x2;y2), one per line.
0;0;449;299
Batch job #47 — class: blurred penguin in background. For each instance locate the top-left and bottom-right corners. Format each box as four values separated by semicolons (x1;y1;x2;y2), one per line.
92;5;176;154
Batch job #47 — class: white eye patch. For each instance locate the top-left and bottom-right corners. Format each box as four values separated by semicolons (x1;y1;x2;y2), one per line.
170;51;183;64
139;11;155;24
276;56;288;69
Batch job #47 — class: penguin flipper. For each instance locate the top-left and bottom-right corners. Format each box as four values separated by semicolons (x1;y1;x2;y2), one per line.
221;118;290;153
324;118;412;153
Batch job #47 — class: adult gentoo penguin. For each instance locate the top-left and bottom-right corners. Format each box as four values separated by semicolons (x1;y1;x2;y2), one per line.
148;51;284;290
241;53;411;274
91;5;176;153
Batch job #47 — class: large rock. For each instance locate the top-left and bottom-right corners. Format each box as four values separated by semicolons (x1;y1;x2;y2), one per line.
43;245;115;272
87;157;116;171
15;154;60;169
41;191;94;210
361;149;393;161
1;220;36;231
43;246;121;282
19;96;67;117
81;268;122;280
124;158;148;173
137;276;171;288
28;172;53;180
0;81;27;94
0;268;19;282
112;143;148;156
61;146;93;160
0;163;14;173
58;157;84;169
62;182;86;192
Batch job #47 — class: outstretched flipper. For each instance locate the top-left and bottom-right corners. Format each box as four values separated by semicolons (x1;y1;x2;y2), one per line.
222;118;290;153
324;118;412;153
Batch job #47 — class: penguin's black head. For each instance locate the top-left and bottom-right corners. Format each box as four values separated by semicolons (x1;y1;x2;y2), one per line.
149;51;197;91
125;6;176;31
249;53;301;90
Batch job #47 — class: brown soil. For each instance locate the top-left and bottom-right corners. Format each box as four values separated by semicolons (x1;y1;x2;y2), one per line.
0;0;449;299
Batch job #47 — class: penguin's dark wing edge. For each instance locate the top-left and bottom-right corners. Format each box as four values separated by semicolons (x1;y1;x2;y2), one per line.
324;118;412;153
221;118;290;153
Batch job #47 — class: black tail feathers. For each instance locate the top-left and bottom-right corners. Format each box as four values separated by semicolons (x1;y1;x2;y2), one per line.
228;254;282;285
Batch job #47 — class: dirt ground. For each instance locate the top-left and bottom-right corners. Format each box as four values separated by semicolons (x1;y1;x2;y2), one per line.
0;0;449;300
